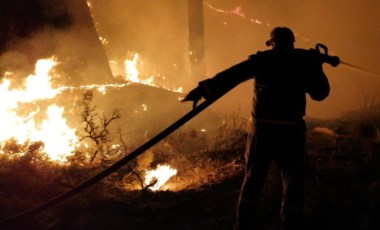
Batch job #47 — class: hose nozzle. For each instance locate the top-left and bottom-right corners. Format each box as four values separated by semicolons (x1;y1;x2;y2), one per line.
315;43;340;67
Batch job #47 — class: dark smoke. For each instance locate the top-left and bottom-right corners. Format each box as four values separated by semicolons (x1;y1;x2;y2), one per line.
0;0;113;85
0;0;71;53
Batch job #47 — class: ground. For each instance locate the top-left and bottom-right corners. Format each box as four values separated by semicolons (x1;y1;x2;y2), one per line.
2;110;380;230
3;159;380;230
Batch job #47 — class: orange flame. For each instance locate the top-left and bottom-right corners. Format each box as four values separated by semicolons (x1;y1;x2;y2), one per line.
109;51;183;93
145;164;177;191
203;2;268;26
0;53;185;162
203;2;313;42
0;57;78;162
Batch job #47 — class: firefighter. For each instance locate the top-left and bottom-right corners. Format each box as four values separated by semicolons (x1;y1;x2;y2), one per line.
182;27;330;229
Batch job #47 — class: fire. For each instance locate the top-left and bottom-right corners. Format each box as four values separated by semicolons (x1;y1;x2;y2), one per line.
59;82;129;95
203;2;269;26
30;105;78;161
0;52;184;162
0;57;78;162
109;52;183;93
144;164;178;191
203;2;313;42
124;52;141;83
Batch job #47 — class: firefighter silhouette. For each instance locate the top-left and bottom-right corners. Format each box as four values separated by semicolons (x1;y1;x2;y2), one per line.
183;27;330;229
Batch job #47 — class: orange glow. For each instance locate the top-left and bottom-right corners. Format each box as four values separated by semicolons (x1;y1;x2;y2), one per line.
145;164;177;191
109;52;183;93
0;52;185;162
203;2;269;26
0;57;78;163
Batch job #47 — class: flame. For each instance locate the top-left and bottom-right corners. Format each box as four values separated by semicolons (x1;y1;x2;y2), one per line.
108;52;183;93
145;164;177;191
0;52;184;162
58;82;129;94
0;59;60;105
203;2;313;42
0;57;78;162
203;2;269;26
30;105;78;161
123;52;156;86
124;52;141;83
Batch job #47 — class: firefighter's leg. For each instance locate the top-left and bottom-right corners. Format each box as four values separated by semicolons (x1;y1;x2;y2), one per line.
234;133;272;230
277;134;305;230
280;170;304;230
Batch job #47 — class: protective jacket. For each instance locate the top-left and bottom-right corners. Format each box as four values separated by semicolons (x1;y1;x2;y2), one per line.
198;48;330;122
197;47;330;229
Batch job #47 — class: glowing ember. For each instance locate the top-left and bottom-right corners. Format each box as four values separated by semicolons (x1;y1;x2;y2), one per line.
145;164;177;191
0;57;78;162
99;36;109;45
141;104;148;111
86;0;93;8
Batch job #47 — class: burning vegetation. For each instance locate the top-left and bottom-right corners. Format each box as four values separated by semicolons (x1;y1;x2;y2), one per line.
0;53;236;188
1;55;379;228
0;58;77;162
1;76;380;229
1;1;380;229
0;53;247;229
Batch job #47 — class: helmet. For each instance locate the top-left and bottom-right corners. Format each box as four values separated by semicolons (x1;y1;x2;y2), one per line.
266;27;295;47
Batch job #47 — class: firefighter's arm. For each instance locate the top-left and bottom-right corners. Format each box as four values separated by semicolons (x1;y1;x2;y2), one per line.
182;59;254;108
305;65;330;101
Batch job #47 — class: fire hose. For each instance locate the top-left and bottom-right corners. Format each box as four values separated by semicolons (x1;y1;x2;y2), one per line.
0;94;219;229
0;44;344;228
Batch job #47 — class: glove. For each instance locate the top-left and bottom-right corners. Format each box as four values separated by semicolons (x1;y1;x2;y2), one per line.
181;87;203;109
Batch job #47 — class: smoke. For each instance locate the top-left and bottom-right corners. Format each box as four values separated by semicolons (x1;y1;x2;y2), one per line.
0;0;70;78
2;0;379;121
0;0;113;86
202;0;380;119
0;0;71;53
89;0;191;89
88;0;380;119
